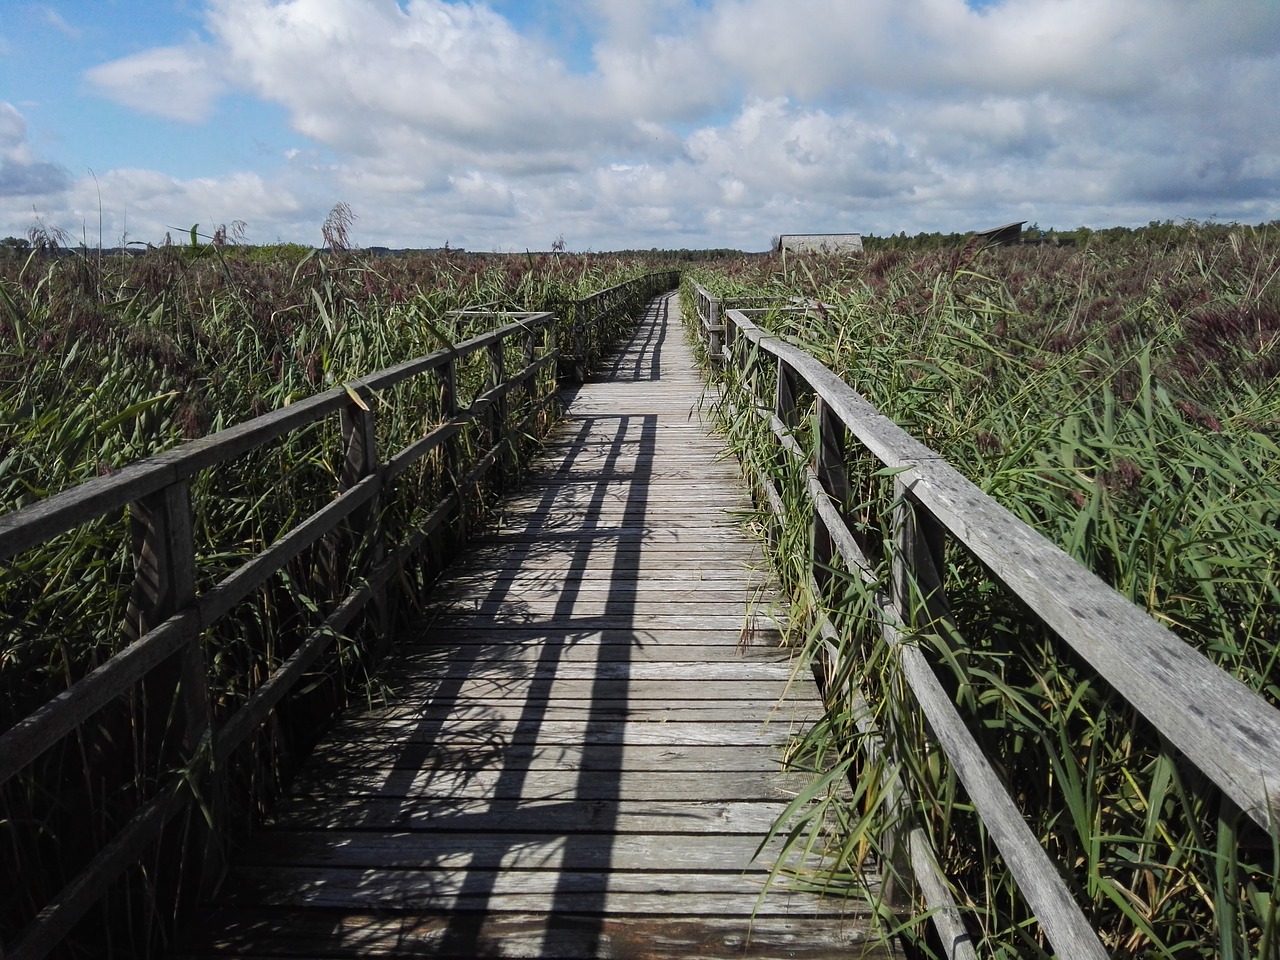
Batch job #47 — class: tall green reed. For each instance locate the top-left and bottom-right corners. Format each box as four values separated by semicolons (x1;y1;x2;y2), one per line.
684;224;1280;957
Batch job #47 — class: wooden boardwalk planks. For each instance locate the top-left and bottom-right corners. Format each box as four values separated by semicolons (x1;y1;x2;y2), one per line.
173;294;894;959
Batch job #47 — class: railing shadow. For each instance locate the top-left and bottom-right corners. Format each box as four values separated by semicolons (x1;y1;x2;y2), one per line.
287;295;673;955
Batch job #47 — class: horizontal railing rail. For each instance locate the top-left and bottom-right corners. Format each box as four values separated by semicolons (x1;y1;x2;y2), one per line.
688;280;809;368
0;272;680;959
687;280;1280;959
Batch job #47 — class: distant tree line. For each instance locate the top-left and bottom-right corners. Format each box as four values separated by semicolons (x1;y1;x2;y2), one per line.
863;218;1280;252
7;218;1276;264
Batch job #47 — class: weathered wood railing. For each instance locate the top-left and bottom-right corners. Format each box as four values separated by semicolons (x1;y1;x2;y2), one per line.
687;279;1280;959
557;270;681;380
689;283;807;369
0;271;674;959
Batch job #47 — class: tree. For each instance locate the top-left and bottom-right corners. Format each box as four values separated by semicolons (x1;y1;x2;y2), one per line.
1;236;31;257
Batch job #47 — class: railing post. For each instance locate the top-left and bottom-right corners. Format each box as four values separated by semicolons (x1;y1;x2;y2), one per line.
126;480;220;896
771;359;801;552
127;484;193;628
573;298;589;383
774;360;800;431
435;357;463;549
340;388;386;651
886;478;949;912
740;313;761;410
722;305;738;375
521;323;539;452
488;337;510;489
812;397;848;604
891;481;949;630
522;324;538;405
708;296;722;367
542;317;558;420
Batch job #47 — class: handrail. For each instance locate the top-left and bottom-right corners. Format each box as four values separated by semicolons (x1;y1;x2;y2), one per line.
0;273;676;958
687;281;1280;958
687;279;814;367
0;318;539;562
1;309;557;960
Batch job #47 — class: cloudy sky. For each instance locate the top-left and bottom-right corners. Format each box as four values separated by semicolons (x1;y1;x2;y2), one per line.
1;0;1277;252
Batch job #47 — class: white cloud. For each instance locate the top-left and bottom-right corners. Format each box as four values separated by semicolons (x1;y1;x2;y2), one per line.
686;98;922;208
85;45;226;122
41;7;82;40
204;0;611;152
55;0;1280;248
0;102;27;151
0;101;70;199
0;165;305;247
448;170;517;216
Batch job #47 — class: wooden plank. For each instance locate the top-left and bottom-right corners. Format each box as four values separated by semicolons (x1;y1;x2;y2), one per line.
377;660;800;682
402;627;788;648
498;497;751;511
528;457;743;469
458;538;765;554
478;523;755;540
267;798;803;834
424;583;775;604
424;595;769;615
464;532;754;548
214;866;871;916
233;830;827;873
283;766;814;804
534;436;732;448
417;612;788;631
490;509;749;526
343;678;799;705
522;469;738;482
325;718;802;747
394;642;790;664
332;701;821;728
437;571;770;590
302;742;798;774
449;542;767;558
420;604;780;624
173;909;893;960
440;555;769;574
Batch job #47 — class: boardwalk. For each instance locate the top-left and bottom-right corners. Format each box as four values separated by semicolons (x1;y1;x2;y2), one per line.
176;294;892;959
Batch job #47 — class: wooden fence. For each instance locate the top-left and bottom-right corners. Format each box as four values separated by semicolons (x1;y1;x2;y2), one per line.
0;271;677;960
687;279;1280;959
554;271;679;381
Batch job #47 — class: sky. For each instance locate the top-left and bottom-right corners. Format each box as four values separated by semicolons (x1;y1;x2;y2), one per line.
0;0;1278;252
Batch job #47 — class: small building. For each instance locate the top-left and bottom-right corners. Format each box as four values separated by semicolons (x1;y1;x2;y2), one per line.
972;222;1026;248
777;233;864;255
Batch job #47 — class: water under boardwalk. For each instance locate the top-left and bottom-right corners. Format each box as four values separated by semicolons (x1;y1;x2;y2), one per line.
176;294;895;959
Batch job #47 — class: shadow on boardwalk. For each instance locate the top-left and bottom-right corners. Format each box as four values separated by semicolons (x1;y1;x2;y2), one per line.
173;295;892;959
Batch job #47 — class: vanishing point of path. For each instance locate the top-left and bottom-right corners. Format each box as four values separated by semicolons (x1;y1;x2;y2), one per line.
175;293;894;959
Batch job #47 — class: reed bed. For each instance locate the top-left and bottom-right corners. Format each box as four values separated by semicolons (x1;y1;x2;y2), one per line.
685;221;1280;958
0;241;662;955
